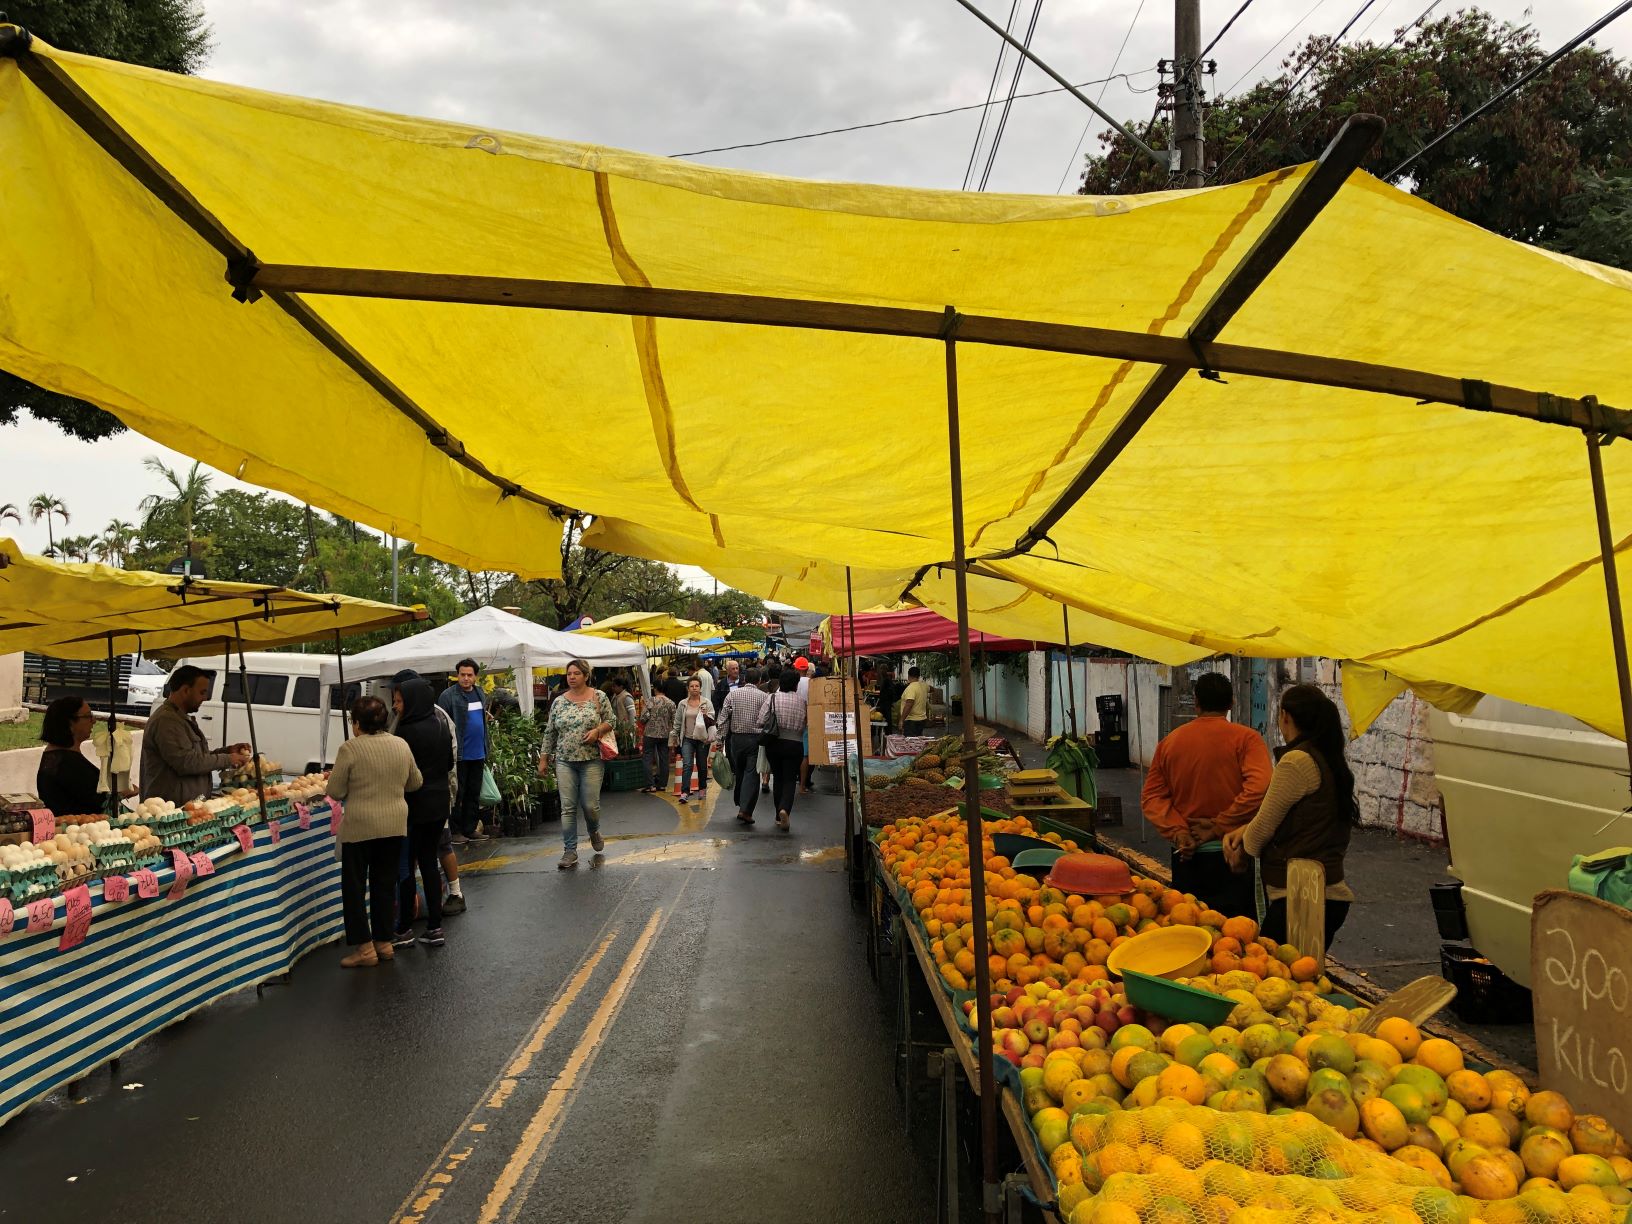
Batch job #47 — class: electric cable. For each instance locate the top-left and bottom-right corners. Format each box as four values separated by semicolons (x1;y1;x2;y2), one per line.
1201;0;1257;60
1221;0;1331;97
1389;0;1632;178
975;0;1046;191
1056;0;1147;193
962;0;1022;190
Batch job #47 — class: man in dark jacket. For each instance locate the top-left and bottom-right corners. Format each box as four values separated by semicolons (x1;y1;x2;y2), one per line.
437;658;492;843
394;677;455;945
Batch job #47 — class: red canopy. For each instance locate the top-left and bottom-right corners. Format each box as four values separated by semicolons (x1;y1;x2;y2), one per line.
817;608;1038;658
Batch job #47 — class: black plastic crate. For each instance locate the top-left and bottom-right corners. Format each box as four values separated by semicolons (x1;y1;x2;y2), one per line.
1441;943;1533;1025
1429;881;1469;941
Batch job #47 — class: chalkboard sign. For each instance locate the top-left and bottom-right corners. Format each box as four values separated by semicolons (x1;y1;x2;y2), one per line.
1531;889;1632;1137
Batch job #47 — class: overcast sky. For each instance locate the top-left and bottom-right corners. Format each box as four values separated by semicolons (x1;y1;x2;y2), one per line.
3;0;1626;590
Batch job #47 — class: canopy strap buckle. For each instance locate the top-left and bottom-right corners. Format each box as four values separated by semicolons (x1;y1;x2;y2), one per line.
225;253;263;304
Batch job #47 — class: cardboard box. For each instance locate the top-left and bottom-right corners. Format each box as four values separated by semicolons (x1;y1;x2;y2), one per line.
804;677;874;766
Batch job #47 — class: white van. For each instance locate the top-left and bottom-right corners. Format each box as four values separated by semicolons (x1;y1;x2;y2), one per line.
1430;696;1632;988
170;653;360;774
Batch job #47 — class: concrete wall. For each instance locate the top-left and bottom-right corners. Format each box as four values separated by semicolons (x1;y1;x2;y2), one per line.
0;653;22;722
0;733;146;801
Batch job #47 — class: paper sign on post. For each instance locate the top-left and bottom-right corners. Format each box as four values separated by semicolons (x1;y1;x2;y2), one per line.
168;849;193;899
233;824;253;854
295;801;311;831
0;898;13;935
134;868;160;899
103;874;130;903
28;808;54;842
190;851;215;878
59;885;92;950
27;897;54;933
267;817;281;845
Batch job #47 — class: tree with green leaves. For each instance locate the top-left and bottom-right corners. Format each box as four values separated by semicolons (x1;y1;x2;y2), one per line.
687;588;770;641
96;519;137;566
0;502;20;532
138;456;212;570
56;534;95;563
0;1;212;440
27;493;68;553
1077;11;1632;268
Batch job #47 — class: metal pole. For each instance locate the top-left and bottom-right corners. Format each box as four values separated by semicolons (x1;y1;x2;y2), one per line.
1062;606;1078;738
944;314;1000;1223
221;642;231;751
334;628;350;743
847;567;871;862
1175;0;1206;188
979;638;989;723
235;626;266;817
1585;431;1632;784
838;604;855;884
105;636;119;818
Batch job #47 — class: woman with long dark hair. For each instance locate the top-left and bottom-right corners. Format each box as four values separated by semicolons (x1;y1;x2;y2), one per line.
761;667;808;832
36;696;101;816
539;659;616;869
1222;684;1358;951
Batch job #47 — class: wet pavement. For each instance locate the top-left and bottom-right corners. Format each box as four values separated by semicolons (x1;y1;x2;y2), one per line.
0;779;936;1223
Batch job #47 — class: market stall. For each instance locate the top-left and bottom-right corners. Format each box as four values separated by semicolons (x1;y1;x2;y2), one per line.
0;544;421;1126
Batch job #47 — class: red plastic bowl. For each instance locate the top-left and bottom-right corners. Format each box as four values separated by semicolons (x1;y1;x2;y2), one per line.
1045;852;1133;896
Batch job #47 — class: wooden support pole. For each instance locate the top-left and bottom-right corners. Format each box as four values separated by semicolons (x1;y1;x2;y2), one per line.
1585;432;1632;786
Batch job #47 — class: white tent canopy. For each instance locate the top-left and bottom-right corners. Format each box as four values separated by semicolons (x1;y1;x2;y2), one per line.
317;607;648;759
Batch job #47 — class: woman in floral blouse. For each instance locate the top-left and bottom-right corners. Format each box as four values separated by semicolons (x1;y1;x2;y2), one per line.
539;658;616;869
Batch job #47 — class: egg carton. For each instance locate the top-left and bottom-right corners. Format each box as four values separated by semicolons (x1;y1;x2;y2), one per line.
158;827;202;851
90;842;137;868
263;796;293;821
7;865;61;904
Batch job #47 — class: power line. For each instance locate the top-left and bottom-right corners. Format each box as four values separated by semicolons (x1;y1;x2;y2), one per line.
1389;0;1632;178
1201;0;1256;60
1222;0;1331;97
667;71;1157;159
962;0;1021;191
976;0;1046;191
1056;0;1148;193
1281;0;1441;153
1210;0;1379;181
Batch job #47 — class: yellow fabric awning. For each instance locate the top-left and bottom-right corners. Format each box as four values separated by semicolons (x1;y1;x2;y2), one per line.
572;611;706;643
5;37;1632;734
0;539;425;659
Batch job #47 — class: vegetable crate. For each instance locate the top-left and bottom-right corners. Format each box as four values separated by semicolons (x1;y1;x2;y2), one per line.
603;758;649;792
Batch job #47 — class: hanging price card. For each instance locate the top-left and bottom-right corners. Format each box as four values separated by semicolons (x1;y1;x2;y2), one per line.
0;898;13;935
233;824;253;854
267;816;281;845
134;868;160;899
189;851;215;878
28;808;54;842
103;874;130;903
295;801;311;831
59;885;92;951
168;849;193;899
27;897;54;933
329;798;343;836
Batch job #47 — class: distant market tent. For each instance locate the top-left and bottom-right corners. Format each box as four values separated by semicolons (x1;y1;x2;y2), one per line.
3;34;1632;736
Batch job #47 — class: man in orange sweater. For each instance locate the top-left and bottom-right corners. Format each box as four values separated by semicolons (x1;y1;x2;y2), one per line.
1141;672;1271;918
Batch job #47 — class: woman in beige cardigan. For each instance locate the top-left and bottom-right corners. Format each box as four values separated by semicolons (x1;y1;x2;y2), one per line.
327;696;422;968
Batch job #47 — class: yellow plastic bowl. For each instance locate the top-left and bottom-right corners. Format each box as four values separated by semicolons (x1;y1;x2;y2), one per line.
1105;925;1212;981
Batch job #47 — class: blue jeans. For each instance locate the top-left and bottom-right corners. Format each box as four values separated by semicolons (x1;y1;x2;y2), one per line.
678;738;709;794
556;759;603;855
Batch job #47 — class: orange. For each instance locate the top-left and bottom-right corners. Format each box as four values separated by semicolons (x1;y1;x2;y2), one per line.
1413;1037;1464;1078
1110;1046;1144;1090
1155;1064;1207;1106
1289;956;1320;982
1445;1069;1490;1112
1374;1016;1423;1060
1168;902;1200;927
1220;915;1258;944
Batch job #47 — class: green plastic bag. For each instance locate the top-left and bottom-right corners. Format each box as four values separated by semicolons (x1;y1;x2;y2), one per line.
712;751;734;789
1046;735;1099;808
1568;847;1632;909
479;765;502;808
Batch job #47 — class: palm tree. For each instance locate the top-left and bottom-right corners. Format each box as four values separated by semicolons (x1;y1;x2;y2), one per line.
139;457;212;572
98;519;137;567
57;534;95;563
0;502;20;533
28;494;69;554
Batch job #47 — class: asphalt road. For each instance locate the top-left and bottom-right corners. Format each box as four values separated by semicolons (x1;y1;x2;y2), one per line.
0;779;937;1223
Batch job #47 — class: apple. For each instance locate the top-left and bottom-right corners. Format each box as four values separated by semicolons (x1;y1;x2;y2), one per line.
1025;1018;1051;1045
993;1006;1017;1029
1079;1026;1108;1051
1095;1009;1121;1035
962;999;977;1016
1000;1028;1031;1059
1001;1048;1023;1066
1059;1017;1082;1036
1003;987;1025;1006
1049;1030;1082;1051
1013;998;1035;1023
1116;1005;1138;1026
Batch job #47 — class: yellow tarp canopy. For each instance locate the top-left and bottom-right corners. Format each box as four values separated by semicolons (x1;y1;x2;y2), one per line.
4;39;1632;734
0;539;425;659
572;611;709;644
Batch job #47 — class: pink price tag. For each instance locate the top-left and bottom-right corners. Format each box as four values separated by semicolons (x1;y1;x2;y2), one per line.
134;868;160;899
103;874;130;903
295;801;311;831
168;849;193;900
329;798;343;836
59;885;92;951
233;824;253;854
26;897;54;933
0;898;12;935
189;850;215;878
267;817;281;845
28;808;55;843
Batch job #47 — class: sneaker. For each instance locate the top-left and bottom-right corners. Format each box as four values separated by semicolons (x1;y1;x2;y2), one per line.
468;831;492;843
589;829;605;853
391;928;417;948
677;791;691;802
442;893;467;915
558;852;579;869
418;927;446;947
450;834;469;847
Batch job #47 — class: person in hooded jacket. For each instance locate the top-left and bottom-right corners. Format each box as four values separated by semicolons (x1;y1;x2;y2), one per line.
392;677;454;947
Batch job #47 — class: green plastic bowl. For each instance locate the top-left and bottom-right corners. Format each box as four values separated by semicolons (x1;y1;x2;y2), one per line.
1121;969;1237;1026
1010;847;1065;877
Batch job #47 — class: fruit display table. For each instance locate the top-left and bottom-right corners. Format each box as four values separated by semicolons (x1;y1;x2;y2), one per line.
0;802;342;1127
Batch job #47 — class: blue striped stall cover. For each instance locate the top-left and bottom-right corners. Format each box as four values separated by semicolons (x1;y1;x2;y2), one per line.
0;803;343;1126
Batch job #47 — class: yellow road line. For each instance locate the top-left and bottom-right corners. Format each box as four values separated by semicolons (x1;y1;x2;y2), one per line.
389;879;639;1224
478;900;672;1224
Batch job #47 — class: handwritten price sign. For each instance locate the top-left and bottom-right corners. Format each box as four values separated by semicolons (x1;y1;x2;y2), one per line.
28;808;54;843
26;897;54;933
189;851;215;878
168;849;193;900
267;817;281;845
134;868;160;899
59;885;92;951
0;898;12;936
103;874;130;903
233;824;253;854
295;801;311;831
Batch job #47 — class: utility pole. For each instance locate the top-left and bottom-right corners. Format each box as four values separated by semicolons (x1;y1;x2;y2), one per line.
1174;0;1205;187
